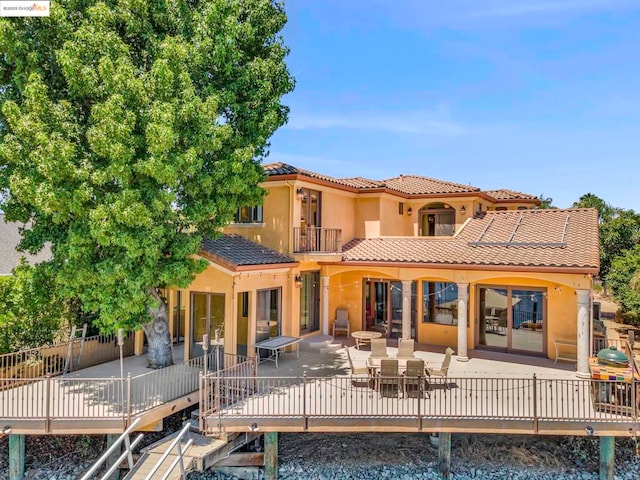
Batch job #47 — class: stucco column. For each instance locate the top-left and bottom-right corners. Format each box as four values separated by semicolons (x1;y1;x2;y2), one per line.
456;283;469;362
576;289;591;378
401;280;412;340
322;275;330;336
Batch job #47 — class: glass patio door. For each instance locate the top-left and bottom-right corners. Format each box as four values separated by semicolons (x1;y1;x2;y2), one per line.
300;272;320;334
364;280;416;338
477;286;545;355
256;288;282;357
190;292;225;358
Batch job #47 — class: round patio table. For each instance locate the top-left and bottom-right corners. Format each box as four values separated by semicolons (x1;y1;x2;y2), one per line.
351;330;383;350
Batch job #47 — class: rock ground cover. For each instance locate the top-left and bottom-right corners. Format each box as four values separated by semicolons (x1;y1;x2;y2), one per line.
0;430;638;479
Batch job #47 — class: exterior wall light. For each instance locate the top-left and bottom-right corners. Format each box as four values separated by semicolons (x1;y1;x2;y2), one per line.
249;422;259;432
296;188;305;201
407;207;412;216
460;205;466;214
295;275;303;288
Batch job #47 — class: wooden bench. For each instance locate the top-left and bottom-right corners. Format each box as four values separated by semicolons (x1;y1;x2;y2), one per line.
554;339;577;364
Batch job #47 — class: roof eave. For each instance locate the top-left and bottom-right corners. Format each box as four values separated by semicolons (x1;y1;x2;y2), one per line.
327;260;599;275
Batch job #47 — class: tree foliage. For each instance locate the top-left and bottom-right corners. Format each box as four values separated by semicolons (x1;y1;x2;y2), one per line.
0;260;66;353
537;194;556;209
0;0;294;364
598;209;640;281
571;194;640;283
607;245;640;326
572;193;618;223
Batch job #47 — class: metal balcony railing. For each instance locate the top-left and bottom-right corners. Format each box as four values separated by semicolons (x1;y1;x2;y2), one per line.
293;227;342;253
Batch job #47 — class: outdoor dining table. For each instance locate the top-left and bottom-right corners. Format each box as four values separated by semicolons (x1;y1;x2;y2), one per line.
351;330;383;350
254;336;302;368
366;357;428;375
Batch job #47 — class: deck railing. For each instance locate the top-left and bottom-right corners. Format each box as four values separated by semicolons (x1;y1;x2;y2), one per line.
0;351;248;432
293;227;342;253
0;331;135;383
200;374;639;435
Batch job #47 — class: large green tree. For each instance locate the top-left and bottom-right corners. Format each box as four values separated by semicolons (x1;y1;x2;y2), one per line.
0;0;294;367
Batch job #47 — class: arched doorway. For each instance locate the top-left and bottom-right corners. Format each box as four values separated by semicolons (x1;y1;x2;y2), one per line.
419;203;455;236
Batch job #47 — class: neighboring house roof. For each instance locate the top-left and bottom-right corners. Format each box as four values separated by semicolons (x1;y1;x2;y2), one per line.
483;189;539;202
0;215;51;275
341;208;599;272
200;234;298;271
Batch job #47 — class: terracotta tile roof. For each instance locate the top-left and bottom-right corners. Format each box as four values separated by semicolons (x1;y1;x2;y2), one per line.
484;189;539;201
263;162;382;189
201;234;296;269
263;162;478;194
383;175;479;195
0;215;51;275
342;208;599;271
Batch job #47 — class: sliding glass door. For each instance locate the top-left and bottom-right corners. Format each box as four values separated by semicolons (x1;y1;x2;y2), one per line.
477;286;545;355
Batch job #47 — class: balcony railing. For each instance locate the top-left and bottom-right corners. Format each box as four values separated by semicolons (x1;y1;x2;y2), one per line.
293;227;342;253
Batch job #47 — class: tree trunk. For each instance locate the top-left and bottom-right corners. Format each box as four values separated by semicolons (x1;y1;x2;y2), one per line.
142;288;173;369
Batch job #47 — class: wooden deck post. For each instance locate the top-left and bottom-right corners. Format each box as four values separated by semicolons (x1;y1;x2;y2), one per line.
264;432;278;480
599;436;615;480
105;433;121;480
9;434;25;480
438;432;451;479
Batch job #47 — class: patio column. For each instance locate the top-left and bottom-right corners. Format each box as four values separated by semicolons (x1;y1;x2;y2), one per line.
576;289;591;378
456;283;469;362
401;280;412;340
322;275;330;336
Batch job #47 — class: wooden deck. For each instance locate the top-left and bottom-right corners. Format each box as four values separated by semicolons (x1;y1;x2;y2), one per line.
200;346;640;437
0;346;252;435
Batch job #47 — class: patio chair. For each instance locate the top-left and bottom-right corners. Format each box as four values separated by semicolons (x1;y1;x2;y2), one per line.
426;347;454;389
378;358;401;398
370;338;389;359
403;359;430;398
332;309;350;338
397;338;415;359
345;347;370;387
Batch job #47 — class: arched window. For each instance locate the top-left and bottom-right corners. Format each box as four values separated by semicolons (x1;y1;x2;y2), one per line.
419;203;455;236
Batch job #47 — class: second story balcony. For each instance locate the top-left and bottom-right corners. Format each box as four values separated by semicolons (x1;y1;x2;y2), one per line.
293;227;342;254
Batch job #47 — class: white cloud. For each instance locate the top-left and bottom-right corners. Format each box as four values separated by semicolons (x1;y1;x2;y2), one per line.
285;112;467;136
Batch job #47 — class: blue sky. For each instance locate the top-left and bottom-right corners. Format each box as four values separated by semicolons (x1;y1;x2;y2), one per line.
268;0;640;211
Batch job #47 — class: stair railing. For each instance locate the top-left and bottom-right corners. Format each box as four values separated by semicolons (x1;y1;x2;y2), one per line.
144;421;194;480
80;417;143;480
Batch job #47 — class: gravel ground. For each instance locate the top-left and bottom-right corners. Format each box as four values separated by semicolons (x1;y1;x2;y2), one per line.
1;430;638;479
188;433;640;480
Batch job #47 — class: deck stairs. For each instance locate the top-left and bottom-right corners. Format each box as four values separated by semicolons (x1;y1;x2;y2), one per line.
299;334;342;354
124;412;259;480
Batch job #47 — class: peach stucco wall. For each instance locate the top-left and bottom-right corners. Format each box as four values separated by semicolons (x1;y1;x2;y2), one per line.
225;184;292;254
323;264;591;360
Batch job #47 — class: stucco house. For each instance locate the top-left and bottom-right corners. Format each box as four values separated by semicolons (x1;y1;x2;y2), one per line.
162;163;599;377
